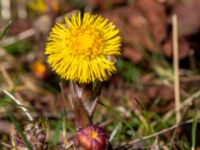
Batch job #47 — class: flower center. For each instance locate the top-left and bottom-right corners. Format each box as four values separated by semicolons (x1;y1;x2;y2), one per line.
68;27;104;59
90;131;98;139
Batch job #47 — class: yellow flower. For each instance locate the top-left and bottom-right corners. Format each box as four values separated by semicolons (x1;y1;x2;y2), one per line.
29;0;47;14
32;60;46;79
45;12;121;83
29;0;59;14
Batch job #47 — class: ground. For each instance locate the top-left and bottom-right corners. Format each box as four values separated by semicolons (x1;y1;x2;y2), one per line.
0;0;200;149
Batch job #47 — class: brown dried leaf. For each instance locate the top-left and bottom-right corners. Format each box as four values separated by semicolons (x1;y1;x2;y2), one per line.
8;19;31;35
162;38;190;59
174;0;200;36
136;0;167;44
129;89;149;108
101;6;156;53
123;46;143;64
146;85;159;100
159;85;174;101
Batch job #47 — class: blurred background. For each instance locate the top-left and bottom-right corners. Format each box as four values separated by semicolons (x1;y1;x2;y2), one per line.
1;0;200;149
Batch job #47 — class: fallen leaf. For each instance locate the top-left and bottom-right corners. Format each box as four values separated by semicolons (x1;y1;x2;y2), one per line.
123;46;143;64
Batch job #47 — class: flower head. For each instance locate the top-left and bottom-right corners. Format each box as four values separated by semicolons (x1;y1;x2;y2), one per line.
29;0;47;14
31;59;46;79
29;0;59;14
45;12;121;83
76;124;108;150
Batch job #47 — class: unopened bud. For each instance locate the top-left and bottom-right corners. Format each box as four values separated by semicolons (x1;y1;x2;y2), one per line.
31;59;46;79
76;124;108;150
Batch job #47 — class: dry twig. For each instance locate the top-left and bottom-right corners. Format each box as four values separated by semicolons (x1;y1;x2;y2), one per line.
115;119;195;149
2;90;34;121
0;28;36;46
172;14;181;123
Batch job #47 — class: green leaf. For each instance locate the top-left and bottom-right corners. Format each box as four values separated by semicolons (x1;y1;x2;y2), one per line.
116;59;140;83
191;116;198;150
100;101;136;136
4;40;32;55
8;112;33;150
0;20;12;40
48;117;63;147
0;96;12;107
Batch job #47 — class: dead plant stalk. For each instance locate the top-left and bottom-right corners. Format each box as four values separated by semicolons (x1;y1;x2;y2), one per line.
172;14;181;123
2;90;33;121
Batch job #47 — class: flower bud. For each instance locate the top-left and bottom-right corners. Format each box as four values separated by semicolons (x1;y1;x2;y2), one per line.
76;124;108;150
31;59;46;79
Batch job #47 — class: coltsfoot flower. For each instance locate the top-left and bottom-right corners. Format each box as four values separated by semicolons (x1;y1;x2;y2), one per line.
32;59;47;79
45;11;121;83
29;0;59;14
76;124;108;150
29;0;47;14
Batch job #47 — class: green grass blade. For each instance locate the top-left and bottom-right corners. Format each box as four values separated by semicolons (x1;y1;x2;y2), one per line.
0;20;12;40
8;112;32;150
191;116;198;150
100;101;137;136
48;117;63;147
